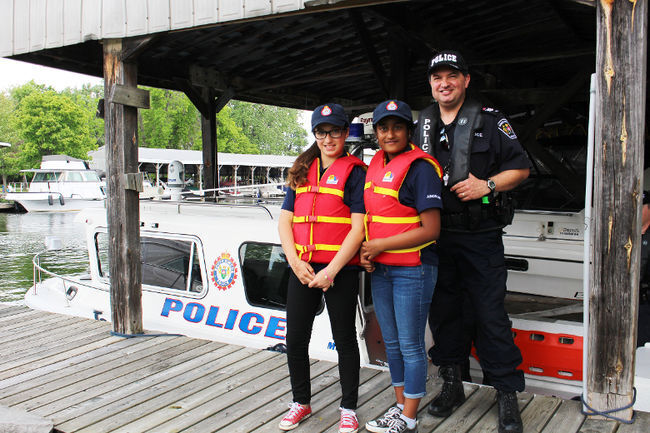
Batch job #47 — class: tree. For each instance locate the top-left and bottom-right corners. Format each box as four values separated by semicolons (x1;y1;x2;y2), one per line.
139;87;202;149
229;100;307;155
62;84;105;148
0;92;21;187
13;89;97;169
216;105;259;154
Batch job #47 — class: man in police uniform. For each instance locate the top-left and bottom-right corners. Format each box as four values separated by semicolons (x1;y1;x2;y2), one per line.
638;191;650;346
413;50;530;433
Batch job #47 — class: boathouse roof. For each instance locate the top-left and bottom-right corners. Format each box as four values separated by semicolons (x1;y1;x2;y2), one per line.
2;0;600;115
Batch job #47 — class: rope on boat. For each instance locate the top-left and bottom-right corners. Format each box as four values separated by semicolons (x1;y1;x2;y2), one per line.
580;387;636;424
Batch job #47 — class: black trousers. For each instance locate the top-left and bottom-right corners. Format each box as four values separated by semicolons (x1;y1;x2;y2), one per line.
428;229;525;392
285;268;360;409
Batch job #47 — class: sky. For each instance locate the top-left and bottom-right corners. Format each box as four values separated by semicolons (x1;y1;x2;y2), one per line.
0;57;103;91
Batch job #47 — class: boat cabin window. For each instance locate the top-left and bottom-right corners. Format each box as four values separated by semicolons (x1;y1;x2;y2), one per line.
66;171;83;182
81;171;101;182
95;232;205;295
32;172;62;182
239;242;291;310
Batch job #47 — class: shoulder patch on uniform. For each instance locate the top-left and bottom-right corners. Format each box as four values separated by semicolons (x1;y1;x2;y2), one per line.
497;118;517;139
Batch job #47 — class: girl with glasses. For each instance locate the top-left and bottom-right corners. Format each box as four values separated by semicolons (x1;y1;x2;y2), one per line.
278;103;366;433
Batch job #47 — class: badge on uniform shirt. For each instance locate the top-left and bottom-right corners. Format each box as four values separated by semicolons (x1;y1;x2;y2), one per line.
498;119;517;139
458;117;468;126
326;174;339;185
383;171;394;182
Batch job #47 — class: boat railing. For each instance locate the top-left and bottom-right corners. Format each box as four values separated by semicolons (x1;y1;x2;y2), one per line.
32;249;105;298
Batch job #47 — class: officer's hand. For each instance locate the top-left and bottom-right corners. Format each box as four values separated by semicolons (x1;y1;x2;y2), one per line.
450;173;491;201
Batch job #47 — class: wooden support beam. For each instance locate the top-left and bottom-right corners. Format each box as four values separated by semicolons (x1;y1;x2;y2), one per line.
110;84;150;109
201;87;218;198
588;0;647;421
348;9;389;98
103;39;143;335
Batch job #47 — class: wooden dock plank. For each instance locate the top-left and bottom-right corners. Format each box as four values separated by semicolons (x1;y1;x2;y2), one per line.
4;336;194;408
519;394;562;432
33;341;227;419
77;353;304;433
106;348;285;433
1;304;648;433
183;361;339;433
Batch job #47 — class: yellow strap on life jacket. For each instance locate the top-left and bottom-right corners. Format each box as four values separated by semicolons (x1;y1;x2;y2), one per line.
385;239;436;254
295;243;342;253
368;215;421;224
292;215;352;224
295;185;344;198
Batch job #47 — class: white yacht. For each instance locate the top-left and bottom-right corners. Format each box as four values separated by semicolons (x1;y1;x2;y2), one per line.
5;155;106;212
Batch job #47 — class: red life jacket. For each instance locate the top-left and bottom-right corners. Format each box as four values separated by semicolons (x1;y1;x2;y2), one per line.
364;144;442;266
293;154;366;264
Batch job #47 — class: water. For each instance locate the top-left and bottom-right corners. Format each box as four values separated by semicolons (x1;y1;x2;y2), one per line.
0;212;89;303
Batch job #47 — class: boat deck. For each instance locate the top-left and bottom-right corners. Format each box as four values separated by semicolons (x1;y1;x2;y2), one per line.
0;303;648;433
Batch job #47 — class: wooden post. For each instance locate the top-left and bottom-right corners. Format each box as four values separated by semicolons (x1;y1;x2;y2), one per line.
201;88;217;198
588;0;647;421
103;39;143;335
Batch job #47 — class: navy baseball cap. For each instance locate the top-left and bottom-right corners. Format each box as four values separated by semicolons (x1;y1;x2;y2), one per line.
373;100;413;126
311;103;349;130
427;50;469;75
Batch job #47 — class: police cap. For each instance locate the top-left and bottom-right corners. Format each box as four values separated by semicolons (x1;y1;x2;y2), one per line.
428;50;469;75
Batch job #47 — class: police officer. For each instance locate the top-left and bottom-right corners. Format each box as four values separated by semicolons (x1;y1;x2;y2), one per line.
413;50;530;433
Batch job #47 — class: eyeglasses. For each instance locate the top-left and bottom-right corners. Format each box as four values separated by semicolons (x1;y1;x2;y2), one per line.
314;127;344;139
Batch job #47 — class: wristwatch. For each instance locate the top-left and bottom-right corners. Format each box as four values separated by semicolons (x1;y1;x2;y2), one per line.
487;178;496;193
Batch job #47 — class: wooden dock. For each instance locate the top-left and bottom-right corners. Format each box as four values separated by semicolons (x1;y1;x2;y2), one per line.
0;303;648;433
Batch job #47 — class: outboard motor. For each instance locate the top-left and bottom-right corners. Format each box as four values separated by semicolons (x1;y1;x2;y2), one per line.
167;160;185;201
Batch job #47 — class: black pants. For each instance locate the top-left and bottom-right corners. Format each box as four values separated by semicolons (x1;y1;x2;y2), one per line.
428;229;525;392
286;268;360;409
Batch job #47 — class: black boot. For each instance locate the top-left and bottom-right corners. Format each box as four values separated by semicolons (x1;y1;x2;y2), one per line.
427;365;466;417
497;390;523;433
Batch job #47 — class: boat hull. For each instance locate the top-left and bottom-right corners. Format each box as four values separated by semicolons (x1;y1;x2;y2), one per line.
5;192;105;212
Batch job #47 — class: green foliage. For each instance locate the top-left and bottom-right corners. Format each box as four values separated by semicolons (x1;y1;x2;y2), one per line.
0;92;21;177
229;101;306;155
139;87;202;149
61;84;105;148
216;105;258;154
13;87;97;168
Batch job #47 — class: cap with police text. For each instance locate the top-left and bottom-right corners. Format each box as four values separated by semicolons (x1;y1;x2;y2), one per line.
311;103;349;130
373;100;413;126
428;50;469;75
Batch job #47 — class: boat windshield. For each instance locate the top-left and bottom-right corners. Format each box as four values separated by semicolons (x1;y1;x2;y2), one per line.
32;171;62;182
95;232;205;294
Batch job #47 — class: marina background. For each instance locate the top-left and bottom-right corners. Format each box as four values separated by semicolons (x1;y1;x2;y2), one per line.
0;211;87;303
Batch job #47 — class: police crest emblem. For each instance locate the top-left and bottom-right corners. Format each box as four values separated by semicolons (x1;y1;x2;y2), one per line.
211;252;238;291
497;119;517;139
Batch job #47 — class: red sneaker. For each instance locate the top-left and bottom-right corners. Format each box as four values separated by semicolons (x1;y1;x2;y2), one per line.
279;402;311;430
339;408;359;433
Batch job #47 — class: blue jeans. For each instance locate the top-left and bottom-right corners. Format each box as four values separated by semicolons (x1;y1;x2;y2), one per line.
371;262;436;399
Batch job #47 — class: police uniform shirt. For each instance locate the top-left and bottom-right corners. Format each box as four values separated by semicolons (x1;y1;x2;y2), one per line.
396;158;443;266
429;109;530;182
